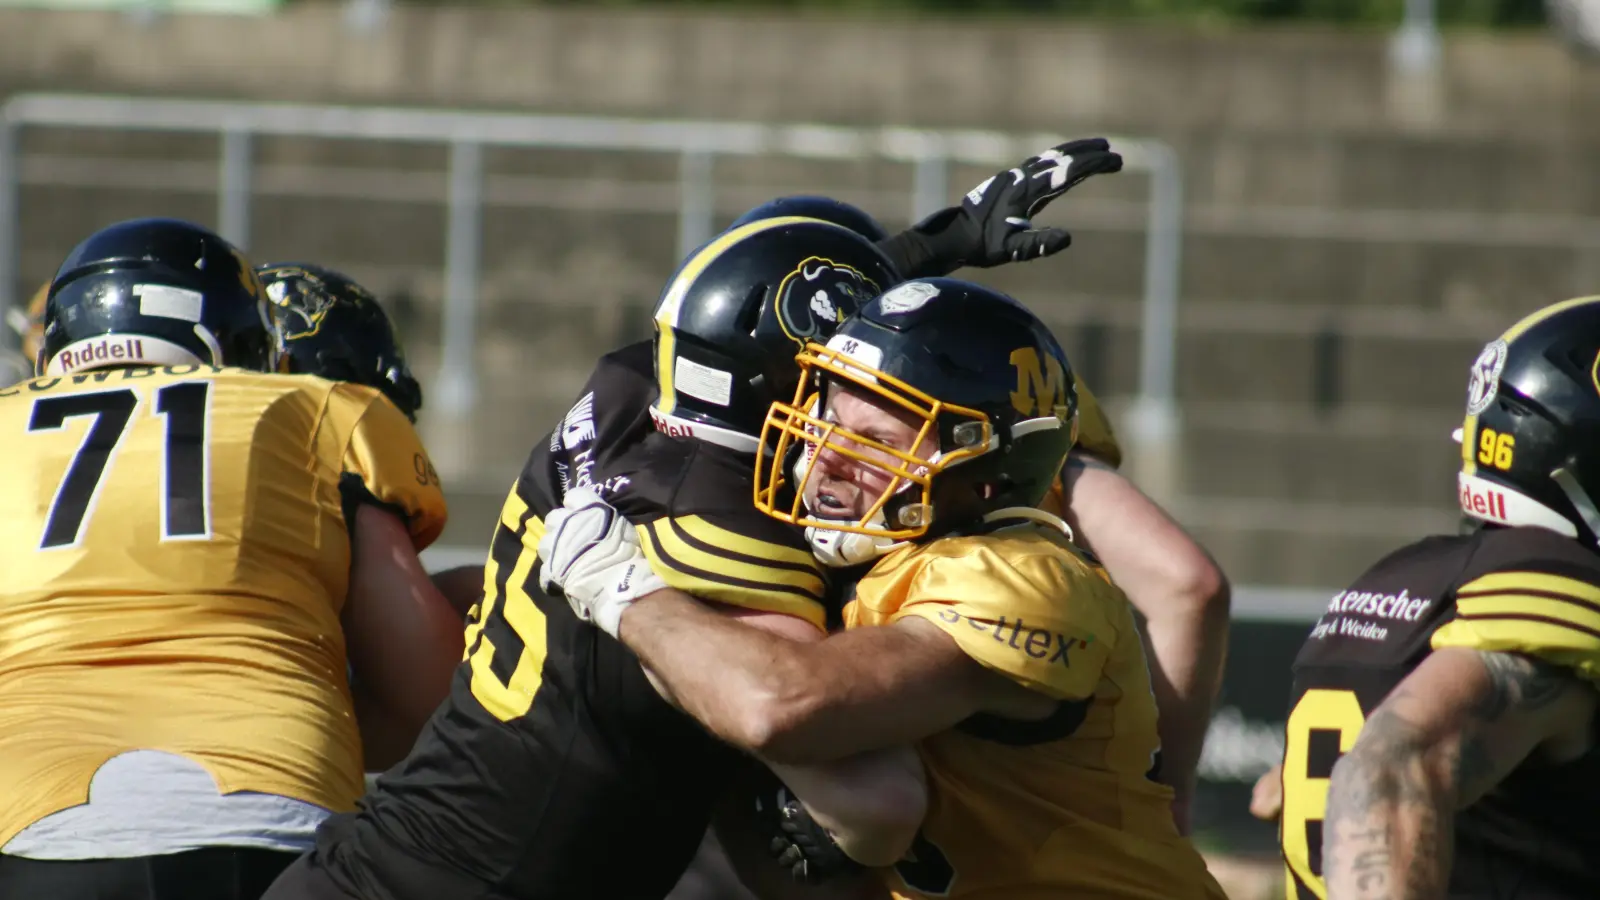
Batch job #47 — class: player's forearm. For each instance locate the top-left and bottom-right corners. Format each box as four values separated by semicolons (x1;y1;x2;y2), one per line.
1140;598;1229;824
1321;711;1455;900
618;588;820;753
768;746;927;867
621;594;971;764
1059;456;1231;802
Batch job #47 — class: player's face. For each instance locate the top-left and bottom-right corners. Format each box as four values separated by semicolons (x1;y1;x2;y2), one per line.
801;382;936;522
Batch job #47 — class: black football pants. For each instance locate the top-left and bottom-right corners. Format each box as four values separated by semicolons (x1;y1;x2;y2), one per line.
0;847;298;900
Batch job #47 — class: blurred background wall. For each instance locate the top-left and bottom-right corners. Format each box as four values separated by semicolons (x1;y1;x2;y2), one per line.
4;1;1599;887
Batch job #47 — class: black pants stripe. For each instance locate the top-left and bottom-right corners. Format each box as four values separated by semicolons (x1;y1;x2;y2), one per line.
0;847;299;900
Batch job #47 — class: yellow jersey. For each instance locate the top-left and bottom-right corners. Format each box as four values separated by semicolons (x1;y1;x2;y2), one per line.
1073;377;1121;469
1037;376;1120;518
845;515;1224;900
0;364;447;848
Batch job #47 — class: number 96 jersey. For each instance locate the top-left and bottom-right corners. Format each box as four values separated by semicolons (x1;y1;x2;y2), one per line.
1282;525;1600;900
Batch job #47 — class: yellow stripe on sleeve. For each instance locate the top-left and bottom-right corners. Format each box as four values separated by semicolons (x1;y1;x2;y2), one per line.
671;515;821;573
1432;615;1600;682
1457;570;1600;609
1456;594;1600;638
646;517;824;597
637;520;825;630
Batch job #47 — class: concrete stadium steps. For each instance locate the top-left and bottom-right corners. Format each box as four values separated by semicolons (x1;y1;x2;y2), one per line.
1188;513;1455;590
1177;412;1459;506
29;125;1600;218
17;132;1600;317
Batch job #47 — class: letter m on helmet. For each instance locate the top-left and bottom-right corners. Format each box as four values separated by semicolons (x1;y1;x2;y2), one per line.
1010;347;1068;417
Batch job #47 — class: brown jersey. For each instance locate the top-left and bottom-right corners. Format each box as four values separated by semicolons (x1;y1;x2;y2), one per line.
0;364;447;847
1283;525;1600;899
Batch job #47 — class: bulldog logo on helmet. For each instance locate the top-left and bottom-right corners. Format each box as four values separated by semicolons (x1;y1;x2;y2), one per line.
774;257;881;346
263;267;339;339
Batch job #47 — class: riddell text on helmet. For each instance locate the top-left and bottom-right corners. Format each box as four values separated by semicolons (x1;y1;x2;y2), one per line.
55;337;146;371
1460;479;1510;523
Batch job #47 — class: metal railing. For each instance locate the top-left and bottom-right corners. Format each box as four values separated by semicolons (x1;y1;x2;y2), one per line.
0;93;1184;486
417;543;1329;622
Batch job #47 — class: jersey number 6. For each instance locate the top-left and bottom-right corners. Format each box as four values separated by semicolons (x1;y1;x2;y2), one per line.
27;384;212;550
1281;688;1367;900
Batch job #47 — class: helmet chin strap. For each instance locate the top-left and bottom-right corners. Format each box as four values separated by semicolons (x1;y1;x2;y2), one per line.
1551;468;1600;540
805;513;905;569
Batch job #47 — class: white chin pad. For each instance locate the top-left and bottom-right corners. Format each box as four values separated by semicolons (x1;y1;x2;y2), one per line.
805;509;902;568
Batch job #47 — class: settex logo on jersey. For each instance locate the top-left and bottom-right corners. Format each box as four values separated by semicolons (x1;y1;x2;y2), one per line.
774;258;881;346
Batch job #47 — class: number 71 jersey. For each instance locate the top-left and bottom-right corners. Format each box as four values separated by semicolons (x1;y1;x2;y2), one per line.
1282;524;1600;900
0;365;446;849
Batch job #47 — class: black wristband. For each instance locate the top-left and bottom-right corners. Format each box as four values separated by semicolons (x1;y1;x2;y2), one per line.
877;207;967;280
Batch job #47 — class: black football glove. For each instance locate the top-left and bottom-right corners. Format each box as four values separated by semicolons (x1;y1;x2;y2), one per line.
753;782;865;885
878;138;1124;279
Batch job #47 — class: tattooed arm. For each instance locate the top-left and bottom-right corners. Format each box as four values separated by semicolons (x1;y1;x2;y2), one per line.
1321;648;1595;900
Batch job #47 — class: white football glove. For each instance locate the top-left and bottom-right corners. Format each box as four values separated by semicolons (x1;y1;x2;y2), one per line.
537;486;668;639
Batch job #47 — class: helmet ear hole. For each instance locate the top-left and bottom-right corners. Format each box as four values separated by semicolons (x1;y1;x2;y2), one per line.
735;283;767;336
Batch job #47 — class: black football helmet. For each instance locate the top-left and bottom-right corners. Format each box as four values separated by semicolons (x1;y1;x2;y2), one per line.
650;216;899;452
1458;296;1600;545
754;278;1079;567
38;218;276;376
729;196;890;243
257;263;423;421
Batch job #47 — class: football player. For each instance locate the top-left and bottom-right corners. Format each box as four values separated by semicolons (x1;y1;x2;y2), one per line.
264;217;927;900
0;219;462;899
1277;297;1600;899
256;262;482;619
539;278;1229;899
1;280;48;386
732;155;1229;829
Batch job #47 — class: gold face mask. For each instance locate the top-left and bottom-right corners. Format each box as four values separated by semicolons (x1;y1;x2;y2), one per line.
753;338;996;542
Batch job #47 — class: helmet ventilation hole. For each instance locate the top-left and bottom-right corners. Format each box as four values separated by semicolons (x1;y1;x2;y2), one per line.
736;284;767;336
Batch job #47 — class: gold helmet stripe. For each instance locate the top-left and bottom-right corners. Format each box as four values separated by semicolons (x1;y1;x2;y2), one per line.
653;215;832;415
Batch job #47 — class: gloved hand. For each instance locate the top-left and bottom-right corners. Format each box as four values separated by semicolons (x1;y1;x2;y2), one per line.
536;486;667;638
752;777;865;885
880;138;1124;278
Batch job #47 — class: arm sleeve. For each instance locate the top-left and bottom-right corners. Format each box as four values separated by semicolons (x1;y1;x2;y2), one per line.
875;211;963;281
340;387;449;551
887;548;1116;700
1073;377;1121;469
633;510;827;631
1432;568;1600;682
